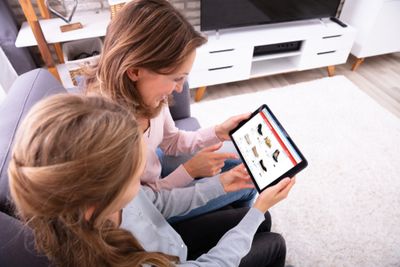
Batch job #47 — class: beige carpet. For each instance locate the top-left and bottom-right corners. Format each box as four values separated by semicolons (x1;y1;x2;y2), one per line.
191;76;400;267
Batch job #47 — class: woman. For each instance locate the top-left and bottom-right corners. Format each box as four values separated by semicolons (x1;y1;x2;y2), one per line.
85;0;256;221
9;94;295;266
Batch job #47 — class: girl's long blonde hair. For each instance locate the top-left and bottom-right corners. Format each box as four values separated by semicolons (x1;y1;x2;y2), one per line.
84;0;207;118
8;94;175;267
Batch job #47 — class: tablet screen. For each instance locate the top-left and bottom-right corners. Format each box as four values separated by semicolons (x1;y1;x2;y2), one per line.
230;105;306;191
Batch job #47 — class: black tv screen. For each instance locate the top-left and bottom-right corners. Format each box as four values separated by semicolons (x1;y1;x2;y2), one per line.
201;0;341;31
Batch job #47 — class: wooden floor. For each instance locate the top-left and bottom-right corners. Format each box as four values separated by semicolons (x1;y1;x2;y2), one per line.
190;53;400;118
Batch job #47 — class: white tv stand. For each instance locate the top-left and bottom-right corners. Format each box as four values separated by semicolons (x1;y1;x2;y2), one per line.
189;19;356;101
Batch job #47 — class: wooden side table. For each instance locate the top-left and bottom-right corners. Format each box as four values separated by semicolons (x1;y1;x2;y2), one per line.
16;1;111;87
18;0;62;80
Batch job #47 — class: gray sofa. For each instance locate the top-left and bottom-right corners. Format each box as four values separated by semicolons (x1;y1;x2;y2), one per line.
0;69;200;267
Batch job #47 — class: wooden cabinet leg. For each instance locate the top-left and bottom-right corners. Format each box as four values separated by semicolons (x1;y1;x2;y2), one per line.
48;67;61;81
19;0;57;68
195;86;207;102
54;43;65;63
327;65;335;77
36;0;65;64
352;58;364;71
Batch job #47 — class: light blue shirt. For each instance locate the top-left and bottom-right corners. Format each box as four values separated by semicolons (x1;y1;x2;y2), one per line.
121;176;265;266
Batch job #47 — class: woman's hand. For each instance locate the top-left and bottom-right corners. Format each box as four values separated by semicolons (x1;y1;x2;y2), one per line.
253;177;296;213
215;113;252;141
183;143;238;178
219;164;254;192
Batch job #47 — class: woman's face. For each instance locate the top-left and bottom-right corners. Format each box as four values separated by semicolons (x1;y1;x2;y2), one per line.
128;50;196;109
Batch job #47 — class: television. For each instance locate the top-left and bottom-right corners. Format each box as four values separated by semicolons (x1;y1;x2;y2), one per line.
201;0;342;31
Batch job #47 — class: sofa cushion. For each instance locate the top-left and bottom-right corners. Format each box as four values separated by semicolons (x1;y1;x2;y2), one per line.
0;69;66;215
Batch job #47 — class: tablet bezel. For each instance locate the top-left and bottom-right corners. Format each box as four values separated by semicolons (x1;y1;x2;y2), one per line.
229;104;308;193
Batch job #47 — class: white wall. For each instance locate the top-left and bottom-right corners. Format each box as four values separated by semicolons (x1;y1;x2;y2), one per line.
7;0;201;27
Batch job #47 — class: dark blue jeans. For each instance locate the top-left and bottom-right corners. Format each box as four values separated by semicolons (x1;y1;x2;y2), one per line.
172;208;286;267
156;148;257;223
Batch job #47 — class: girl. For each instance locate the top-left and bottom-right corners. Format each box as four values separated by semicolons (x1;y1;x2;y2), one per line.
9;94;295;267
85;0;256;221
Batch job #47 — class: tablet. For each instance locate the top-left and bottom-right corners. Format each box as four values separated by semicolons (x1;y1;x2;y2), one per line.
229;104;308;192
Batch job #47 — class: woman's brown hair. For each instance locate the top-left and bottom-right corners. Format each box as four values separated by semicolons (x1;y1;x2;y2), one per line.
8;94;175;267
84;0;207;118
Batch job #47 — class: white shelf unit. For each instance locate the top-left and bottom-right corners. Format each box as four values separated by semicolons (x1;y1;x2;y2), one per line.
15;9;110;47
15;9;110;88
252;51;302;62
339;0;400;69
251;50;302;78
189;19;356;89
56;64;75;88
251;55;300;78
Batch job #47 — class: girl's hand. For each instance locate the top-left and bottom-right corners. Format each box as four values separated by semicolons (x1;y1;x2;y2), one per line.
219;164;254;192
183;143;237;178
215;113;252;141
253;177;296;213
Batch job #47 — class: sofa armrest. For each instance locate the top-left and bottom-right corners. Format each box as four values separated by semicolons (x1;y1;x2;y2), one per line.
0;69;66;215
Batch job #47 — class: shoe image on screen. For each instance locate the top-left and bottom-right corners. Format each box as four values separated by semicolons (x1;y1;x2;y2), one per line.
259;159;267;172
264;136;272;148
252;146;259;157
272;149;280;162
257;123;263;136
245;134;251;145
230;104;308;192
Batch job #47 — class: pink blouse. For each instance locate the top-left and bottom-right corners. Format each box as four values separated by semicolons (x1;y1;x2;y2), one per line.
141;105;221;191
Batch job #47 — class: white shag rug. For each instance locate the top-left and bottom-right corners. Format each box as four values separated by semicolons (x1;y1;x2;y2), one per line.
191;76;400;267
